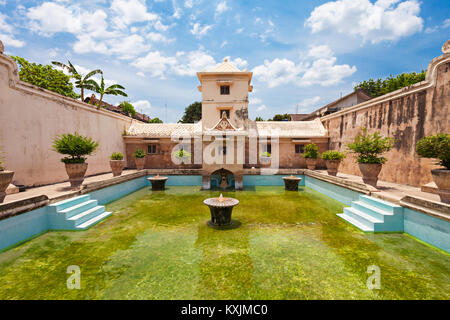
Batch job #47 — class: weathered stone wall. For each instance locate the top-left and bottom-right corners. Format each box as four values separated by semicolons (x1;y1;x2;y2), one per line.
322;51;450;187
0;52;133;186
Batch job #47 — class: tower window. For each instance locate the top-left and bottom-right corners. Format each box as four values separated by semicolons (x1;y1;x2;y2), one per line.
219;109;230;118
295;144;304;154
147;144;157;154
220;85;230;95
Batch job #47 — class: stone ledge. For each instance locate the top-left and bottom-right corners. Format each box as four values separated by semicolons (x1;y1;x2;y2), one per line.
421;182;438;194
400;195;450;222
304;170;371;195
0;195;49;221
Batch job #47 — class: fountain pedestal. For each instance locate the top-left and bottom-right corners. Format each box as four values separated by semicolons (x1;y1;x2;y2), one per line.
283;175;302;191
147;175;168;191
203;194;239;227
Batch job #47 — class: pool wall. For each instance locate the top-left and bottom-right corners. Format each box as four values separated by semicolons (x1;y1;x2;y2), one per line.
0;175;448;253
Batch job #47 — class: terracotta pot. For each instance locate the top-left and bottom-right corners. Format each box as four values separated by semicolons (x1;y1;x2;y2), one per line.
431;169;450;204
260;156;271;167
135;157;146;170
325;160;341;176
305;158;317;170
358;163;382;188
65;163;88;188
0;170;14;203
110;160;125;177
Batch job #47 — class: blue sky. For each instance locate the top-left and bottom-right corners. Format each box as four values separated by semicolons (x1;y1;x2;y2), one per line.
0;0;449;122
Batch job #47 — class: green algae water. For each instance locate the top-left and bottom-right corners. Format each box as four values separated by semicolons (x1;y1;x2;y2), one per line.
0;186;448;300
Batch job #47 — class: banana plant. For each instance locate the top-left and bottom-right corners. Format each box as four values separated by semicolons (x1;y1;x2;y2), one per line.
85;75;127;109
51;60;102;101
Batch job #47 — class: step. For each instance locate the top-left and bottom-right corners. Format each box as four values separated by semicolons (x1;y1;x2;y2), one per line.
344;207;383;229
336;213;373;232
50;195;91;211
76;212;112;230
352;200;390;220
68;206;106;226
60;200;98;218
359;195;402;213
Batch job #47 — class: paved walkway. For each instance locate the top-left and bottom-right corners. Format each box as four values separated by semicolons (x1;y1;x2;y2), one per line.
314;170;441;203
3;170;140;204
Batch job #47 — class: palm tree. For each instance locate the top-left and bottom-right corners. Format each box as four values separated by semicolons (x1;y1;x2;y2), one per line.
51;60;102;101
86;75;127;109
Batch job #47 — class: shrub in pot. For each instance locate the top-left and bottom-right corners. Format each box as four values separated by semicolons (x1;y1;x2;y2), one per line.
53;133;99;188
321;150;346;176
133;148;146;170
416;133;450;204
347;128;394;188
303;143;319;170
0;147;14;203
110;152;125;177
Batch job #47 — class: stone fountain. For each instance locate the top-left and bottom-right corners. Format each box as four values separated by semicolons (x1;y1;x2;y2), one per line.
203;194;239;228
147;174;168;191
282;175;302;191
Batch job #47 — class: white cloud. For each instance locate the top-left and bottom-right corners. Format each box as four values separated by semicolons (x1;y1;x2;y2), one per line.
252;58;305;88
111;0;158;29
172;0;182;19
190;22;213;38
297;96;321;112
133;100;152;113
216;1;230;16
136;72;146;77
172;49;217;76
107;34;151;60
146;32;173;43
0;13;25;48
184;0;193;8
306;0;423;43
308;45;333;59
256;105;267;112
252;46;356;88
444;19;450;28
131;51;177;78
249;98;262;105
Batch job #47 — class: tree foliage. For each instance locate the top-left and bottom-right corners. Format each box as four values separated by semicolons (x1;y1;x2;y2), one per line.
52;132;99;164
347;128;394;164
270;114;291;121
255;116;264;121
110;152;124;160
120;101;136;117
149;117;163;123
179;102;202;123
12;56;79;99
354;71;426;98
416;133;450;169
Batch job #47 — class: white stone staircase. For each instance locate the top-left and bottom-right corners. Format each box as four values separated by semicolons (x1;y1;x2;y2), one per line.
337;195;403;232
49;195;112;230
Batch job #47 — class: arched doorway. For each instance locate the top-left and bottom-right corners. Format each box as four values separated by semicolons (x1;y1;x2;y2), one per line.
210;169;235;190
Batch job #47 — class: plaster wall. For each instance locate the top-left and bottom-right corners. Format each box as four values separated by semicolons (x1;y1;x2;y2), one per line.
0;53;133;186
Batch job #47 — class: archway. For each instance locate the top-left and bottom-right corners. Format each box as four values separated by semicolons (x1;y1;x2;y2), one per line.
210;169;235;190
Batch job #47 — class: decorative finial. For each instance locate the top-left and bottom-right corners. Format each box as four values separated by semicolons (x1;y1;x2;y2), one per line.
0;40;4;54
224;58;229;62
219;194;224;202
442;40;450;54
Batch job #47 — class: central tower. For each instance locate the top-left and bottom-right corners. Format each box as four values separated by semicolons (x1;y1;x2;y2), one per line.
197;59;253;190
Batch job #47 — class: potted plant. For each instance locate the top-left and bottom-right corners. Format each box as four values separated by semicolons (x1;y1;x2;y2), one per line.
321;150;346;176
416;133;450;204
260;151;271;166
0;147;14;203
110;152;125;177
303;143;319;170
53;132;99;188
347;128;394;188
173;149;191;164
133;148;146;170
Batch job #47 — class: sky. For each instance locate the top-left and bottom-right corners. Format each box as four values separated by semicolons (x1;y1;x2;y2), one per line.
0;0;449;122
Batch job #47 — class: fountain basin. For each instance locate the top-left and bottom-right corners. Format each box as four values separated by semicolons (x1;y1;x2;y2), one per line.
203;195;239;227
283;176;302;191
147;175;168;191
